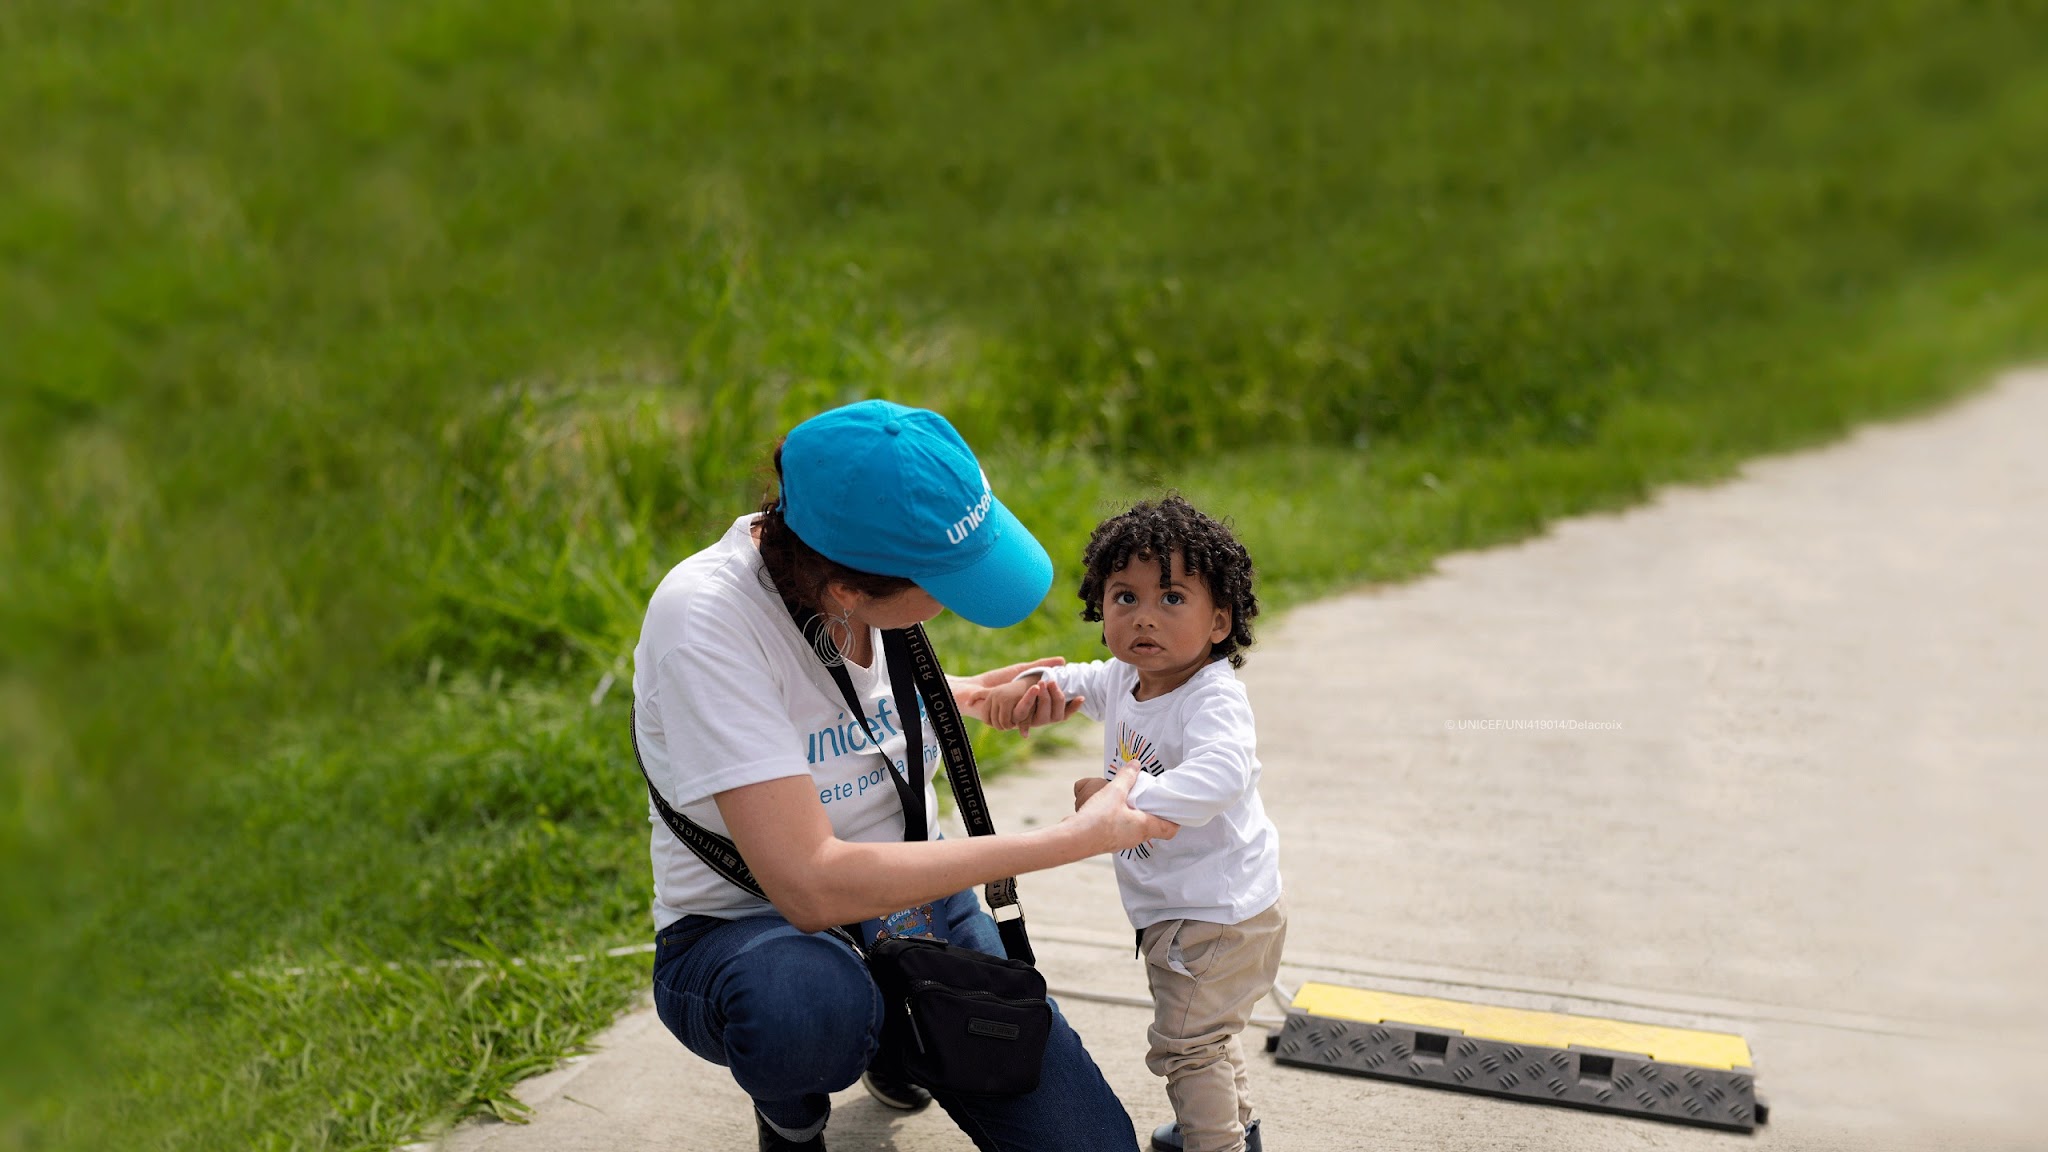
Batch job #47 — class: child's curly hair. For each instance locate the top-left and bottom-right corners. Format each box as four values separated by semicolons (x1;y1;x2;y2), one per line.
1077;494;1259;668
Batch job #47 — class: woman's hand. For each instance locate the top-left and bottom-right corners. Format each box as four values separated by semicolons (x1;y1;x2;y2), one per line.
950;658;1085;734
1065;762;1177;855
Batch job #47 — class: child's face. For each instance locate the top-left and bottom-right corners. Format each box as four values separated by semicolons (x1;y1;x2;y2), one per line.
1101;550;1231;692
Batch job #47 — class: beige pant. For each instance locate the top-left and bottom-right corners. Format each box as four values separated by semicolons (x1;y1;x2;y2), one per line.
1140;895;1288;1152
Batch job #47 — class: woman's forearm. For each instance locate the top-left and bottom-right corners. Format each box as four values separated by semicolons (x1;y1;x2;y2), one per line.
719;765;1170;934
788;824;1095;931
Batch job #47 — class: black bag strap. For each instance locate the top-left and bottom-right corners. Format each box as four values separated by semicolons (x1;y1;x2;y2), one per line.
630;601;1034;965
800;609;927;845
631;698;768;901
896;622;1035;965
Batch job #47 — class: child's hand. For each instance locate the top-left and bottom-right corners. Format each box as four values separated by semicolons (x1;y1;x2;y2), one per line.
1073;776;1110;811
950;658;1063;723
1012;671;1083;737
984;670;1083;737
982;679;1034;732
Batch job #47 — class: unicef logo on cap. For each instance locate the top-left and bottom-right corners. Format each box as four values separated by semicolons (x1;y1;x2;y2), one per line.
947;476;995;546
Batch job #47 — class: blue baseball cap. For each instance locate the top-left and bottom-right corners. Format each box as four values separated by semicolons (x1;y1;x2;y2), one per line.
780;400;1053;628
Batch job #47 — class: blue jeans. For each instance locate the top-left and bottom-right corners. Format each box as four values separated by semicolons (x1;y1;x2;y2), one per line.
652;888;1136;1151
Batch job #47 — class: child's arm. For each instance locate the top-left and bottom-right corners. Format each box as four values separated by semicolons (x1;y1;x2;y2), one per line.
1126;684;1259;828
1042;660;1114;724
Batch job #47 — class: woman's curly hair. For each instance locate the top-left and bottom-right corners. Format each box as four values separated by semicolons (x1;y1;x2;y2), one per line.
1077;494;1259;668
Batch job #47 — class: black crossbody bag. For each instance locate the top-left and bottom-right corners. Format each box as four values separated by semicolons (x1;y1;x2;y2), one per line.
630;611;1051;1096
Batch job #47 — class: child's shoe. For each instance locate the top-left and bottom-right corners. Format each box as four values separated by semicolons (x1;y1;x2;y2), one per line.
1149;1118;1262;1152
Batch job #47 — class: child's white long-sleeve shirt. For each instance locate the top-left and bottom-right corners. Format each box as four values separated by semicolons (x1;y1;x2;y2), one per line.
1047;657;1282;929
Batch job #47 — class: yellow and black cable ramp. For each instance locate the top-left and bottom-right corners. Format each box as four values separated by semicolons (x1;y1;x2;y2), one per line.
1273;982;1769;1133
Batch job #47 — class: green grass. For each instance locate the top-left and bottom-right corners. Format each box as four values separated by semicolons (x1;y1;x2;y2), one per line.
4;0;2048;1147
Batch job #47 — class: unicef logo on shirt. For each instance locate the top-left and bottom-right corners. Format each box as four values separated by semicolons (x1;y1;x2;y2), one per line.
807;698;907;764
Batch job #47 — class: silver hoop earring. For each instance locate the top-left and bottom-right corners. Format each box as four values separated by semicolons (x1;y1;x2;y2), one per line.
814;604;855;667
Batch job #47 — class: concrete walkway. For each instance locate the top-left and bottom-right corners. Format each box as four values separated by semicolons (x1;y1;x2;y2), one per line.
441;370;2048;1151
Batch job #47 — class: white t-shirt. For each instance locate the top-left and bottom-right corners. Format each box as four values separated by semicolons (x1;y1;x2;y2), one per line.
632;515;940;930
1047;658;1282;929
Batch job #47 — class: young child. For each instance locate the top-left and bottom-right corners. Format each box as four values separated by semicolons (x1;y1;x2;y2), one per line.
988;495;1284;1152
